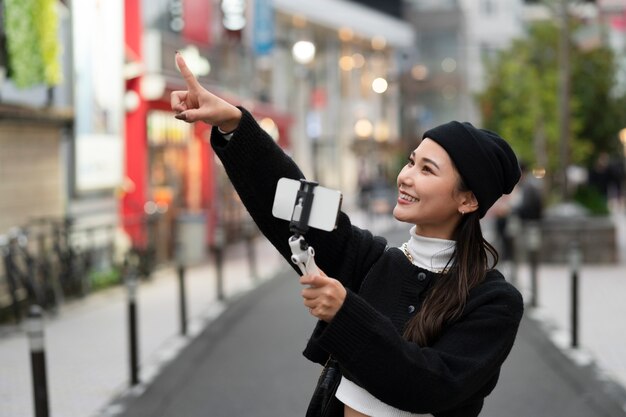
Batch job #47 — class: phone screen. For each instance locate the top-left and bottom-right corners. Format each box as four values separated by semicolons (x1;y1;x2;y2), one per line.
272;178;342;232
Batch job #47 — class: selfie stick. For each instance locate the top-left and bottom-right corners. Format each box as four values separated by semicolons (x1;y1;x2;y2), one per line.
288;180;321;276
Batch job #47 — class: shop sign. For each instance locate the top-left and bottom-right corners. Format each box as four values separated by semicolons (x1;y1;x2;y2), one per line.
183;0;213;45
76;134;123;192
72;0;124;193
147;110;192;146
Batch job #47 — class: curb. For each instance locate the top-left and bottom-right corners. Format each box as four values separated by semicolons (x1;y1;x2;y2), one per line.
525;309;626;417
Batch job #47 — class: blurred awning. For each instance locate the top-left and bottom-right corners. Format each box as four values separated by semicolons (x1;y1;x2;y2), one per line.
272;0;414;48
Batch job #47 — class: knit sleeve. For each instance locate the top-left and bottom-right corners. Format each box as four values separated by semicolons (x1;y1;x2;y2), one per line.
313;281;524;414
210;107;385;286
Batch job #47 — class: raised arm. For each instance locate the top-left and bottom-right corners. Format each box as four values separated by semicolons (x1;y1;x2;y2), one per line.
170;54;386;286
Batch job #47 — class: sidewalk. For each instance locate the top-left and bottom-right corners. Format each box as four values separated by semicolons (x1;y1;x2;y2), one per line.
511;261;626;392
0;236;285;417
492;209;626;411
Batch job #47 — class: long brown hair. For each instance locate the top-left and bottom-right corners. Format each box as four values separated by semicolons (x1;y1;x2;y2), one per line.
402;182;499;346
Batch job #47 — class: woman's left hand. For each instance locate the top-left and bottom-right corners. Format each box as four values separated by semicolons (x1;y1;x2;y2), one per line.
300;270;347;322
171;53;242;131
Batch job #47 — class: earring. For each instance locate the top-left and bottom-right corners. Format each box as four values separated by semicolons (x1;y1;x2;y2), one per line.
459;209;465;215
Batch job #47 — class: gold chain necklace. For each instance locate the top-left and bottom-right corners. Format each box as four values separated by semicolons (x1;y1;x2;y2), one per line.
401;243;414;263
401;242;449;273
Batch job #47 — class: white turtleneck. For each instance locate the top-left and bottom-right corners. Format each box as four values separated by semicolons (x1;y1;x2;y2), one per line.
404;226;456;272
334;226;456;417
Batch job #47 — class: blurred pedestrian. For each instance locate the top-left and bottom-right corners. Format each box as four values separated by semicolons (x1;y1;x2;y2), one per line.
588;152;612;201
489;193;514;261
588;152;626;211
357;159;373;211
171;53;523;417
509;162;543;270
512;162;543;223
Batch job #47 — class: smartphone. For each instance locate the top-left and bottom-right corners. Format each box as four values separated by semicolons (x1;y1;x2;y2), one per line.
272;178;343;232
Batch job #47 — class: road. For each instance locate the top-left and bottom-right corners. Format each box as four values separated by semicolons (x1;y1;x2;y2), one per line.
116;228;626;417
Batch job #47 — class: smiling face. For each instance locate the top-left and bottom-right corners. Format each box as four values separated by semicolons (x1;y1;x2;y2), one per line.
392;138;478;239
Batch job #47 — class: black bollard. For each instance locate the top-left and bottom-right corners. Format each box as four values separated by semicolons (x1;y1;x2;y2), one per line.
526;222;541;308
569;241;582;349
506;215;521;287
28;305;49;417
244;221;258;282
214;246;224;301
213;225;225;301
126;268;140;386
178;264;187;336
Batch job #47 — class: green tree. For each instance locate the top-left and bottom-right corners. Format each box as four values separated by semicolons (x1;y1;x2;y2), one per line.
3;0;61;88
478;19;624;188
572;44;625;161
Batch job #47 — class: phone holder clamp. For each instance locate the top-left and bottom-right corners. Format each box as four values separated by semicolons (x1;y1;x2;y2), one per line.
289;235;320;275
288;180;321;275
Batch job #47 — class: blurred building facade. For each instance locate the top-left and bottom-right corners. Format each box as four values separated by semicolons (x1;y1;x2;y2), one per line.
400;0;526;145
126;0;412;250
2;1;621;238
0;0;129;235
122;0;414;258
266;0;413;197
0;0;414;262
0;1;74;233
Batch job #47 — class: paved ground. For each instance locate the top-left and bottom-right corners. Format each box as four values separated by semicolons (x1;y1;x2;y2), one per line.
492;210;626;392
0;237;283;417
1;209;626;417
113;263;626;417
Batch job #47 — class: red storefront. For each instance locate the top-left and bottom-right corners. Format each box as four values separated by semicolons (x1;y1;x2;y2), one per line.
123;0;291;262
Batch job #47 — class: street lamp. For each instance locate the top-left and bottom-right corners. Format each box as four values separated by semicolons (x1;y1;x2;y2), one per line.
355;118;373;139
372;77;388;94
177;45;211;77
291;37;317;178
411;64;429;81
292;40;316;65
141;74;166;101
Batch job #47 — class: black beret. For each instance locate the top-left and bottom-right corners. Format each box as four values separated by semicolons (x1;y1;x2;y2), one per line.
423;121;521;218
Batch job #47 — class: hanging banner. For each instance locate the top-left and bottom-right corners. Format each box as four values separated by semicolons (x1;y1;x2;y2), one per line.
253;0;274;55
183;0;213;45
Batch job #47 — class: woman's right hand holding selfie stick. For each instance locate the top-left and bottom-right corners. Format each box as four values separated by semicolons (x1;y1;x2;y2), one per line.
171;52;242;133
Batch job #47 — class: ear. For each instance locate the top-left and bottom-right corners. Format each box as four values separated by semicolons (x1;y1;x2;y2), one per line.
456;191;479;215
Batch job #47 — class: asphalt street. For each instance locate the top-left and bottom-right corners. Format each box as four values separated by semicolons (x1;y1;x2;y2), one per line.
115;228;626;417
115;269;318;417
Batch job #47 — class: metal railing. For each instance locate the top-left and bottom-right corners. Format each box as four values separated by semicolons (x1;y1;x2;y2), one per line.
0;217;118;323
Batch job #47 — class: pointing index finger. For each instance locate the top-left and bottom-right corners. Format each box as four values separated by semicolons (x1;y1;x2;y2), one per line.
175;52;201;90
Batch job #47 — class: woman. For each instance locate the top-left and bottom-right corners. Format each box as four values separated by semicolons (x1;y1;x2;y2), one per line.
172;53;523;417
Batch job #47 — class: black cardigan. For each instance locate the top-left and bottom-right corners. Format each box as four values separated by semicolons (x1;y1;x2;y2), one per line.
210;108;524;417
